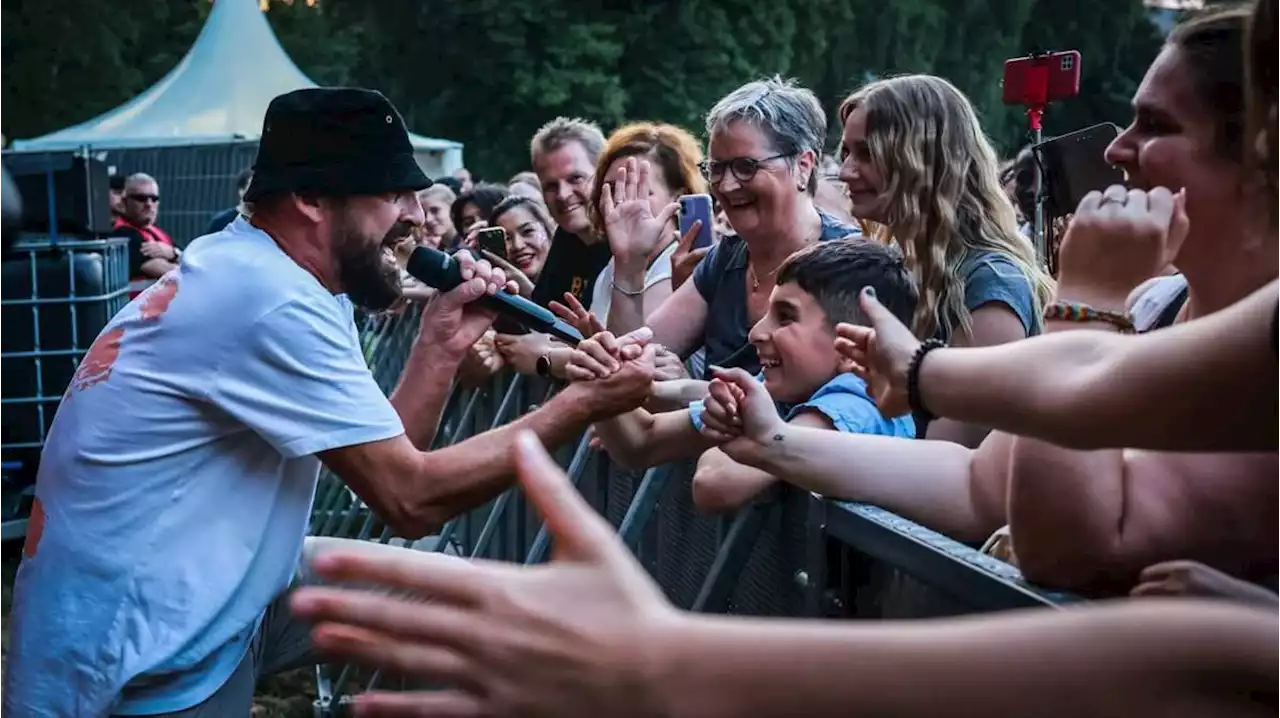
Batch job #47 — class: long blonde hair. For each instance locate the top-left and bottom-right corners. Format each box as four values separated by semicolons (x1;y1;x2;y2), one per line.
840;75;1054;339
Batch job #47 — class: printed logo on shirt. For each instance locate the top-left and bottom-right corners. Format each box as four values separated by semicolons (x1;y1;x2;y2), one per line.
24;497;44;558
140;274;180;320
68;275;180;395
569;276;586;297
70;326;126;393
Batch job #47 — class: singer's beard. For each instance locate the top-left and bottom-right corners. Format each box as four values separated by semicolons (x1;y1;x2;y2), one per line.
333;218;408;312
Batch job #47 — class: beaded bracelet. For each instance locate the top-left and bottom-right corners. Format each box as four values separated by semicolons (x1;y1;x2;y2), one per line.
907;338;946;419
1043;301;1135;333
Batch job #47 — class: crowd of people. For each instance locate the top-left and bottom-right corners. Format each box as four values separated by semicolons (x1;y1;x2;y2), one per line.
3;0;1276;716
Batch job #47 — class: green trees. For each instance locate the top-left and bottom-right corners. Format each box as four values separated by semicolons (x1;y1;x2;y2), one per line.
1;0;1166;178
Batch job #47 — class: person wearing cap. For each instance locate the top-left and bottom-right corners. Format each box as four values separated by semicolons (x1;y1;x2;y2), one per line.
3;87;654;717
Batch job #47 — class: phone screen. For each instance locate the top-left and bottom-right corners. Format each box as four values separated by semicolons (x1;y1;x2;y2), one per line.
1033;123;1125;215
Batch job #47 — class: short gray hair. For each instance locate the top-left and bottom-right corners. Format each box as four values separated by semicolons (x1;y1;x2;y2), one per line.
124;172;158;190
705;76;827;192
530;117;606;165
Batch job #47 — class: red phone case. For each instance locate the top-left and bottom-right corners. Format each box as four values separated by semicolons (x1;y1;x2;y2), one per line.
1002;51;1081;106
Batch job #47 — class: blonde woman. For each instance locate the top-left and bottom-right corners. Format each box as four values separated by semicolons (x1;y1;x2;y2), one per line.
838;74;1054;445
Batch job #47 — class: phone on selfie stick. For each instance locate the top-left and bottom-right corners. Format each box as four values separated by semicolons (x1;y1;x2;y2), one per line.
1001;49;1082;265
678;194;715;250
476;226;507;261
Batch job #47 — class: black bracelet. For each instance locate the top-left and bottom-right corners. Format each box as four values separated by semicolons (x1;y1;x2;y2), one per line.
906;338;946;419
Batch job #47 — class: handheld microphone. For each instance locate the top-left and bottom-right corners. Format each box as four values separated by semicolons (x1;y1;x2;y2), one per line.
404;246;585;346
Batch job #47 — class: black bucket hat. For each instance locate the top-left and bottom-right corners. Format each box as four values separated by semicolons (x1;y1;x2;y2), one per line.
245;87;431;202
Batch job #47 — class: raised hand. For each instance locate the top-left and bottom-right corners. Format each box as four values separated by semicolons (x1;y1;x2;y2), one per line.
1055;185;1188;309
600;157;679;261
669;218;708;291
833;287;920;419
290;432;677;718
417;251;515;358
550;291;606;339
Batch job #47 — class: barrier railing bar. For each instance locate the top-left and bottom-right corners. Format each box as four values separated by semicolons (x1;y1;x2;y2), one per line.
521;432;596;565
822;501;1076;610
616;463;674;553
691;502;771;613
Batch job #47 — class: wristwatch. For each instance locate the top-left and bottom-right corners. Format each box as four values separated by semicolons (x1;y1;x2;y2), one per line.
535;353;552;378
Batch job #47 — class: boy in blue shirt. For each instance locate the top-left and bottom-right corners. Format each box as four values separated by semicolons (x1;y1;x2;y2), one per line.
569;239;916;514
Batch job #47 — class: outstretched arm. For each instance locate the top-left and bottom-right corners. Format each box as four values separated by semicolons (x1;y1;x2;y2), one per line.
292;434;1279;718
916;279;1278;451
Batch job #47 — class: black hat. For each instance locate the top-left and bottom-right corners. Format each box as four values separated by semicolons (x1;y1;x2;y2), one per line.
245;88;431;203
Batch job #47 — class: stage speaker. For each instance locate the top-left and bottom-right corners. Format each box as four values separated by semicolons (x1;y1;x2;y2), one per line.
1;152;112;236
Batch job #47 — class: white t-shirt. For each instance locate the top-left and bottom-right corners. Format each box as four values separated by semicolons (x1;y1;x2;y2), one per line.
589;242;678;325
3;218;405;716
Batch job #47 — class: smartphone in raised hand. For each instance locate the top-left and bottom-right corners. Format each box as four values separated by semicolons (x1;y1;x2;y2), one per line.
476;226;508;261
678;194;715;250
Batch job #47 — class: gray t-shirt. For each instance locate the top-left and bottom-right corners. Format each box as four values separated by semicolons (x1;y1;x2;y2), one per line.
690;210;861;378
915;250;1040;438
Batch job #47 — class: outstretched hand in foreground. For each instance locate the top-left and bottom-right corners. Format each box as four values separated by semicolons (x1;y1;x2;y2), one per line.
291;437;1279;718
292;432;677;718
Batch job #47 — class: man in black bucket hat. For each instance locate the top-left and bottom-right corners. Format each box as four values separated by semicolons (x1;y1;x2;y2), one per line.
4;87;654;717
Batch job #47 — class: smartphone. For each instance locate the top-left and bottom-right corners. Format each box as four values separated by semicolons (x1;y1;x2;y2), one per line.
1032;122;1125;215
678;194;715;250
476;226;507;261
1002;50;1081;105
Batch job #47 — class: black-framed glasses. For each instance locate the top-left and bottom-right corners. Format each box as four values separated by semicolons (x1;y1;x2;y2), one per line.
127;193;160;204
700;153;793;184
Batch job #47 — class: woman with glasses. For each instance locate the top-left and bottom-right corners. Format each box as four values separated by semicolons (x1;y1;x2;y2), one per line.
601;77;860;382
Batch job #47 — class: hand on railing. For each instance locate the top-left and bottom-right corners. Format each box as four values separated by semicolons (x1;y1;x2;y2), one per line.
550;292;606;339
833;287;919;419
416;251;517;358
291;432;681;718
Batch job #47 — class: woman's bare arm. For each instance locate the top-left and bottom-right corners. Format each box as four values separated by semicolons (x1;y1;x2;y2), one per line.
918;279;1278;451
661;601;1277;718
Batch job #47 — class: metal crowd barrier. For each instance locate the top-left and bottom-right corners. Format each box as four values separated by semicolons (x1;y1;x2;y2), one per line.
309;304;1075;716
1;235;131;539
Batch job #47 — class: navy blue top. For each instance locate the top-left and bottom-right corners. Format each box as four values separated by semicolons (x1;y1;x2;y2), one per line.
690;211;861;378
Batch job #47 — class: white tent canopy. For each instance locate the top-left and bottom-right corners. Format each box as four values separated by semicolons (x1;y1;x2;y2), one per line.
11;0;462;171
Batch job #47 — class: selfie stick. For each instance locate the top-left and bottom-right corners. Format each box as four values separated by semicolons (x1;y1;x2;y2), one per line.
1023;52;1051;262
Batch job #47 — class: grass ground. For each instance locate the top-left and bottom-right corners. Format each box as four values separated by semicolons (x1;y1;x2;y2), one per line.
2;553;317;717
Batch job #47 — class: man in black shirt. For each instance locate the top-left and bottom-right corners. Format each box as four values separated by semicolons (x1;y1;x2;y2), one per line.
528;117;613;310
488;118;616;378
